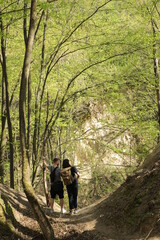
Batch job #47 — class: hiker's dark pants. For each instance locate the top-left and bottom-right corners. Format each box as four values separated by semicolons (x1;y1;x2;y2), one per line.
66;183;78;210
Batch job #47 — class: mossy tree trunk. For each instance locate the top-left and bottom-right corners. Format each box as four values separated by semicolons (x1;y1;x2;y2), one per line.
19;0;54;239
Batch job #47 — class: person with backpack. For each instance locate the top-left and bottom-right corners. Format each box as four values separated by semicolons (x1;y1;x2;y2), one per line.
61;159;80;215
44;158;65;214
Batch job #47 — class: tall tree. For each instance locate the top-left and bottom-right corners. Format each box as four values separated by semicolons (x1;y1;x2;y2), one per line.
0;15;14;188
0;50;7;184
23;0;32;165
19;0;54;239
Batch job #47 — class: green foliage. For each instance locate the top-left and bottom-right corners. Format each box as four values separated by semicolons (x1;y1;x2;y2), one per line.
78;165;126;207
1;0;160;201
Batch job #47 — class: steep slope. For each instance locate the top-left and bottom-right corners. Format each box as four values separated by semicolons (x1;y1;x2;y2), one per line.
0;184;61;239
87;142;160;239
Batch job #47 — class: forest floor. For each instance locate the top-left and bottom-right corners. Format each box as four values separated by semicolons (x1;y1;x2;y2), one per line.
0;183;110;240
1;182;160;240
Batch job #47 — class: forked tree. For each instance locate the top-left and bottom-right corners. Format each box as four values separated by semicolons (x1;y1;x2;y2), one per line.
19;0;54;239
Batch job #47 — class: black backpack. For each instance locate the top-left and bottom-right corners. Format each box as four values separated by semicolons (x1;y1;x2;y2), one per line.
50;167;58;183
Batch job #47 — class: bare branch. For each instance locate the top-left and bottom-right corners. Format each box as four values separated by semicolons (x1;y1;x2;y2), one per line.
47;47;142;138
46;0;112;68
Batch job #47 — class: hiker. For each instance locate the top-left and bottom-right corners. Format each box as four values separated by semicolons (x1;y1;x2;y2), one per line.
44;158;65;214
61;159;80;215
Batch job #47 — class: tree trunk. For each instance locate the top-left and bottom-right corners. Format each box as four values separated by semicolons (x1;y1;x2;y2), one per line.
27;73;32;165
32;10;48;185
19;1;54;239
0;62;7;183
43;92;50;206
23;0;32;166
152;19;160;142
0;16;14;188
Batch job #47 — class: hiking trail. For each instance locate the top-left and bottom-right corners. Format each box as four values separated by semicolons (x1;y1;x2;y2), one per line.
0;184;112;240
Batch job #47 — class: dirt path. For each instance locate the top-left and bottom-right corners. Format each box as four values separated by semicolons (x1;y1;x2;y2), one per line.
0;184;110;240
42;197;110;240
2;184;152;240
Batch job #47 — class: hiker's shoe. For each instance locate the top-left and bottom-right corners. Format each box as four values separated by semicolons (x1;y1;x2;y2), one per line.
74;209;78;214
61;208;66;214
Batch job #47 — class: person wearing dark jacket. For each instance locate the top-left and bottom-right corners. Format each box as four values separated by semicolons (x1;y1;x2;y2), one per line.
44;158;65;214
62;159;80;214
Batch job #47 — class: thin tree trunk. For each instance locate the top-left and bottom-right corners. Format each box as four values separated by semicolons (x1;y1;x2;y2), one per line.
37;10;48;141
32;10;48;184
0;16;14;188
23;0;32;166
0;63;7;183
27;73;32;165
58;127;62;159
23;0;28;47
152;19;160;142
19;1;54;239
43;92;50;206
